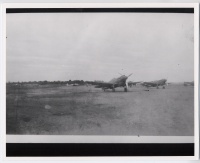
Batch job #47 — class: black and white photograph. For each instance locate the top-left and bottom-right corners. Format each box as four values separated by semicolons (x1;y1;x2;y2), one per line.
3;3;199;158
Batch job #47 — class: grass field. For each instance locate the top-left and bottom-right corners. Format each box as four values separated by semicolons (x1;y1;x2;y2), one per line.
6;84;194;136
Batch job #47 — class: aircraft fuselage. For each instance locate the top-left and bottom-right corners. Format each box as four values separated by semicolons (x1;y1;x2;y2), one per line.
95;74;131;92
142;79;167;89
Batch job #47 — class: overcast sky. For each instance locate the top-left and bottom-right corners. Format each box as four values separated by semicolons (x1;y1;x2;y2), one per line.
6;12;194;82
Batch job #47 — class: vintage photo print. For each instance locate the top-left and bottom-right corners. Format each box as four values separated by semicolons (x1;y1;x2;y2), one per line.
3;3;199;158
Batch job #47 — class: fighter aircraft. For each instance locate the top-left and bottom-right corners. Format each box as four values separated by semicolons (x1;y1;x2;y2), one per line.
184;81;194;86
128;81;142;87
94;74;132;92
140;79;167;89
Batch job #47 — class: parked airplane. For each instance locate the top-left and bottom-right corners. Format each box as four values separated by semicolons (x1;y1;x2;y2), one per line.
128;81;142;87
141;79;167;89
94;74;132;92
184;81;194;86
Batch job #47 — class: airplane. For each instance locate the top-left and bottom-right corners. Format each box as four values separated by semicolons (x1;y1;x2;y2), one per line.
184;81;194;86
140;79;167;89
94;73;132;92
72;83;79;86
128;81;142;87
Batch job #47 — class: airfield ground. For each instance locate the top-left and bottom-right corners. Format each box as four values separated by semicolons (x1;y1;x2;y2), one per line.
6;84;194;136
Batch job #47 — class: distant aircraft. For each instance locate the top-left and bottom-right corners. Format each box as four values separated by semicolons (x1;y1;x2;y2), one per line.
184;81;194;86
94;74;132;92
73;83;79;86
128;81;142;87
141;79;167;89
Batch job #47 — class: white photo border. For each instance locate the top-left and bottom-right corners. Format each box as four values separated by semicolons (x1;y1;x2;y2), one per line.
2;3;199;160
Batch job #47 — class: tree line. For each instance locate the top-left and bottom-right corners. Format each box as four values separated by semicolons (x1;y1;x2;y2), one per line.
7;80;98;85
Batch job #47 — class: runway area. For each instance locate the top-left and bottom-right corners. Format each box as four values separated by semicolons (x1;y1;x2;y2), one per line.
6;84;194;136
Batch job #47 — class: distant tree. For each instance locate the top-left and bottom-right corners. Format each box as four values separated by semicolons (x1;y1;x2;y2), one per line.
40;80;48;85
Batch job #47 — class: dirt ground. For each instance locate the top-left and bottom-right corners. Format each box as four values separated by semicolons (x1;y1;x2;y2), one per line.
6;84;194;136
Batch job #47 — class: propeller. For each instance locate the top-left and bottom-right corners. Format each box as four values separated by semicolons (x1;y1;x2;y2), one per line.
127;73;133;78
165;78;168;85
126;81;129;88
125;73;133;88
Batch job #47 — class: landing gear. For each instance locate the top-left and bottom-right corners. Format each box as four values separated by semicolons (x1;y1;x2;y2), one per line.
145;87;149;91
102;88;106;91
163;86;165;89
156;86;159;89
112;88;115;92
124;87;127;92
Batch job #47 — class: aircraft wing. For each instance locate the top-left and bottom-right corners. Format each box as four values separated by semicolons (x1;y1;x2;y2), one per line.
142;82;157;87
94;82;114;89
